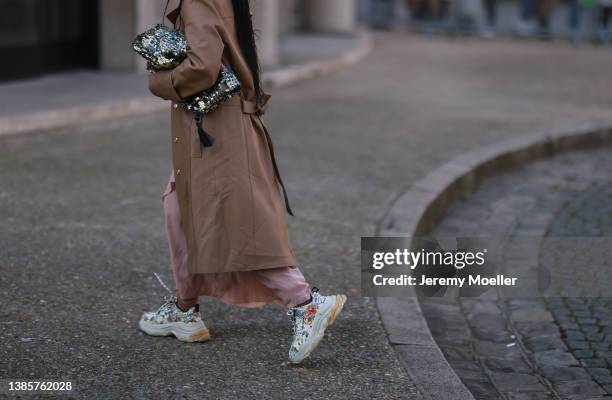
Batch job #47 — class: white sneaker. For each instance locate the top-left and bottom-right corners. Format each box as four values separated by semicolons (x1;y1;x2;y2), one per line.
139;296;210;343
287;288;347;364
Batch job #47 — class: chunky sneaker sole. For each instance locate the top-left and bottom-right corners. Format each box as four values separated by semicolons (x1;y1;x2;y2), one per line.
138;319;210;343
289;294;346;364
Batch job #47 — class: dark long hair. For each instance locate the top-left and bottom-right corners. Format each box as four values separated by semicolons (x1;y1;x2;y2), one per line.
231;0;262;100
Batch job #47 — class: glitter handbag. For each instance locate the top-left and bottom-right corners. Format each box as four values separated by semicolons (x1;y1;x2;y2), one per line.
132;23;241;147
132;24;187;72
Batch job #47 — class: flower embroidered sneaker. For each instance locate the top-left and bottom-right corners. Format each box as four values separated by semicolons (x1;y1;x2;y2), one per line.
138;273;210;343
139;296;210;343
287;288;347;364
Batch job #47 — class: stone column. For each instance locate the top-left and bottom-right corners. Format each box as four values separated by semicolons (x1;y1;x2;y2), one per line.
99;0;179;72
252;0;280;67
305;0;358;33
279;0;303;35
134;0;172;72
99;0;136;71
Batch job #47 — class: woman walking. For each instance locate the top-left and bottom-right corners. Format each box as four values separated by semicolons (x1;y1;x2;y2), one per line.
138;0;346;364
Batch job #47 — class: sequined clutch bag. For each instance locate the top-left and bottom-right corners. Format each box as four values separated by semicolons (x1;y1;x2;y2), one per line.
182;64;241;115
132;24;242;146
132;24;187;72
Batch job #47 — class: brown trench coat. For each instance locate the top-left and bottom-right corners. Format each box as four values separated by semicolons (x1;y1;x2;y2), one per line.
148;0;298;274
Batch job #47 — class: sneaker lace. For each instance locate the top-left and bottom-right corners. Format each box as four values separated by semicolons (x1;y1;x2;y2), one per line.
154;272;176;306
310;287;325;305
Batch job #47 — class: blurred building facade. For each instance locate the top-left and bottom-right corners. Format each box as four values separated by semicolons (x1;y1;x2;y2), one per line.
0;0;360;82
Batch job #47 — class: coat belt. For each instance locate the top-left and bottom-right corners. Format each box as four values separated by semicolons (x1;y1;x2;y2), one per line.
241;95;294;217
240;93;271;116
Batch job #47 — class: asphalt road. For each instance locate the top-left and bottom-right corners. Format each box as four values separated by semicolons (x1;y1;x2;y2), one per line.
1;33;612;399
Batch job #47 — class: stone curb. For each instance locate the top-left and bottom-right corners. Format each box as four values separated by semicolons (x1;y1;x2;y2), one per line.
375;122;612;400
265;31;372;88
0;33;372;138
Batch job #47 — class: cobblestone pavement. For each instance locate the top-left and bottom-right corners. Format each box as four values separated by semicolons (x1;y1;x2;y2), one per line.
1;33;612;399
421;146;612;399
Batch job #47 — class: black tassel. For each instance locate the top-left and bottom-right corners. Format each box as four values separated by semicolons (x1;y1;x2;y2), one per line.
195;115;214;147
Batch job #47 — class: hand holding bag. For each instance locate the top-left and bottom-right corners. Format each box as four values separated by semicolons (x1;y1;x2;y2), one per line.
132;9;241;147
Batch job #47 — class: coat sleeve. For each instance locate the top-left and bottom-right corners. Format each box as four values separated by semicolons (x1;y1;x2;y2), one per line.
149;0;224;102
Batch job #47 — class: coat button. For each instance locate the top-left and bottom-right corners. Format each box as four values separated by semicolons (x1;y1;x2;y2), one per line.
173;103;178;109
176;169;181;176
173;137;179;143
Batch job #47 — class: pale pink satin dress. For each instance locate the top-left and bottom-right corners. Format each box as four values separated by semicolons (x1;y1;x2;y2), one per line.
162;171;311;309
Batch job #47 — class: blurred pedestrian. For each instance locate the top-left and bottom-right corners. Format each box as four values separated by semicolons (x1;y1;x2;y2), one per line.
597;0;612;44
568;0;611;45
139;0;346;365
568;0;584;44
567;0;597;44
406;0;448;32
515;0;558;38
480;0;498;37
537;0;558;38
515;0;537;36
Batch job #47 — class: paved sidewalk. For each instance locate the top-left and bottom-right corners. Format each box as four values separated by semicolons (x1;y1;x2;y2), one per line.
0;72;150;118
0;32;370;136
422;146;612;399
1;33;612;399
